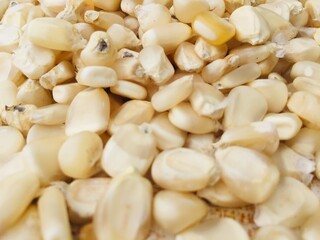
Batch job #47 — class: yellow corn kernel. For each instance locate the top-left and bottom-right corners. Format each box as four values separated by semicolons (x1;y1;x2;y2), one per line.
192;11;235;46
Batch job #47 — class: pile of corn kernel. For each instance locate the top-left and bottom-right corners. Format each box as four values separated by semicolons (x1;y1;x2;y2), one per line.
1;0;320;239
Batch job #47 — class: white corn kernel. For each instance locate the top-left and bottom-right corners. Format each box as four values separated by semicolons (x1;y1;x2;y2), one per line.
38;186;73;240
141;22;192;53
248;78;288;113
291;61;320;80
174;42;205;72
306;0;320;27
223;86;268;129
76;66;117;88
0;25;21;53
52;83;87;104
17;79;53;107
84;10;124;30
29;104;69;125
59;131;103;179
107;24;140;50
173;0;209;23
254;177;319;227
176;217;250;240
214;121;279;155
287;91;320;129
194;37;228;62
0;52;22;84
149;112;187;150
0;171;40;234
272;143;315;185
0;81;18;108
13;42;56;80
151;75;193;112
39;61;75;90
253;225;300;240
0;205;42;240
215;146;280;204
206;0;225;16
102;123;157;177
283;37;320;63
0;0;10;19
93;0;121;11
26;124;65;144
27;17;86;51
0;126;25;161
301;206;320;240
65;88;110;135
229;44;272;65
66;178;111;223
263;112;302;140
192;11;235;45
38;0;67;16
121;0;144;16
94;168;153;240
258;54;279;76
152;147;219;191
124;16;140;34
153;190;208;234
139;45;174;85
56;0;94;23
168;102;218;134
108;100;154;135
197;180;248;208
293;76;320;97
80;31;117;67
229;6;271;45
184;133;216;157
110;80;147;100
201;54;240;83
135;3;171;32
285;127;320;160
189;81;225;120
23;136;66;185
73;22;95;41
214;63;262;90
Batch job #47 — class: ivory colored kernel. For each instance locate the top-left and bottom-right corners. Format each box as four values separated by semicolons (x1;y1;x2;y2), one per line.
65;88;110;135
153;190;208;234
80;31;117;67
141;22;192;53
76;66;117;88
108;100;154;135
0;0;9;19
301;206;320;240
189;81;225;120
174;0;209;23
0;52;22;84
263;113;302;140
38;186;73;240
214;121;279;155
287;91;320;129
94;168;152;240
291;61;320;80
23;136;66;185
0;81;18;107
272;143;315;185
229;6;270;45
223;86;268;129
59;131;103;179
0;153;27;182
169;102;217;134
258;54;279;76
184;133;216;157
192;11;235;45
107;24;140;50
151;75;193;112
17;79;53;107
123;16;139;34
0;205;42;240
176;217;250;240
93;0;121;11
66;178;111;223
151;147;219;191
253;225;300;240
27;17;85;51
254;177;319;227
13;42;56;80
284;37;320;63
102;123;157;177
53;83;87;104
229;44;272;65
0;171;40;234
215;146;280;204
139;45;174;85
213;63;262;90
293;76;320;97
0;25;21;52
197;180;248;208
73;23;95;41
206;0;225;16
84;10;124;30
306;0;320;27
149;112;187;150
29;104;68;125
26;124;65;144
110;80;147;100
194;37;228;62
134;3;171;32
120;0;144;16
0;126;25;160
174;42;205;72
39;61;75;90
